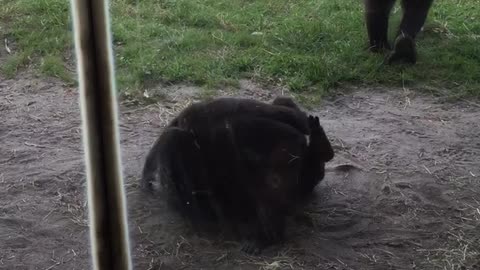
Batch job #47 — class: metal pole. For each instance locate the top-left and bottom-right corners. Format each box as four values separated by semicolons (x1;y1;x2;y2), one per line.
70;0;132;269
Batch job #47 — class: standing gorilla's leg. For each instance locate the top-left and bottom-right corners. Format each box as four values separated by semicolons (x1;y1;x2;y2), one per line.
388;0;434;64
398;0;434;39
141;127;217;226
364;0;396;52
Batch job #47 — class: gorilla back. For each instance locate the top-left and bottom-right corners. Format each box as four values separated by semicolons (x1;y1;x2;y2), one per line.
169;97;310;136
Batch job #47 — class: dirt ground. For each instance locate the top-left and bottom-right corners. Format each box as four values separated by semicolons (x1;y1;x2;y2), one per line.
1;69;480;270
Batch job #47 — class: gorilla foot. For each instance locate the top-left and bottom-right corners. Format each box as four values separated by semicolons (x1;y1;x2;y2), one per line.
387;34;417;65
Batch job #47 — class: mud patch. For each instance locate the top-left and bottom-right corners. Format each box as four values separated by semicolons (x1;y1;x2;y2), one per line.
1;73;479;269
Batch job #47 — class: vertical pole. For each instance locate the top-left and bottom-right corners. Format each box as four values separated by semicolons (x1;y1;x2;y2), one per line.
70;0;132;269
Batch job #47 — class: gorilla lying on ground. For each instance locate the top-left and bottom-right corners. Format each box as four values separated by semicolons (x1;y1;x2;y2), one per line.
364;0;434;64
141;97;334;254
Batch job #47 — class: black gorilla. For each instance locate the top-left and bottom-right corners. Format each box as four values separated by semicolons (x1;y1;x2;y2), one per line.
141;97;334;254
364;0;434;64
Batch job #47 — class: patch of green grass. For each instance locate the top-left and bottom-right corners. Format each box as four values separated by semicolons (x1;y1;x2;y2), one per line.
40;55;74;83
1;0;479;96
0;0;73;80
1;51;31;77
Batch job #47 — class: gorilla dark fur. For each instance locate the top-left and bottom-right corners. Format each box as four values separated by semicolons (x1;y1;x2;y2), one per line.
364;0;434;64
141;97;334;254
